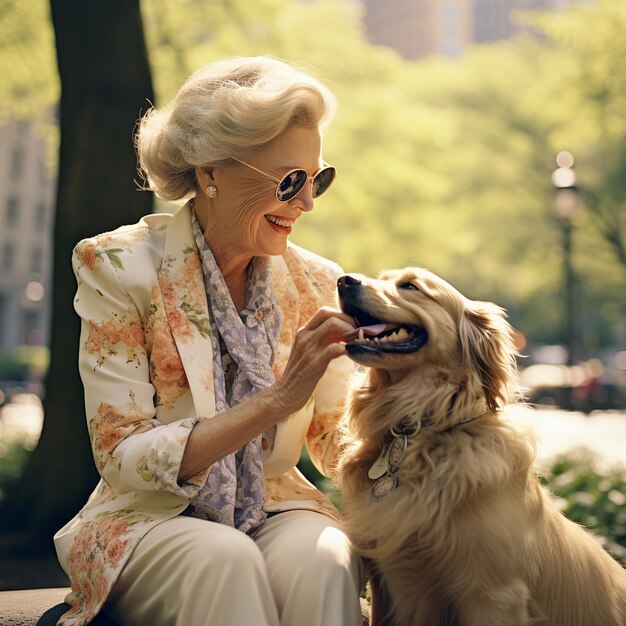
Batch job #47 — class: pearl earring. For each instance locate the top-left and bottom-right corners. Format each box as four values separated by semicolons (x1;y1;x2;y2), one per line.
205;185;218;199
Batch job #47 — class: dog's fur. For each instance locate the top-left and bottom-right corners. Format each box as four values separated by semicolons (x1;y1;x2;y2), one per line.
336;268;626;626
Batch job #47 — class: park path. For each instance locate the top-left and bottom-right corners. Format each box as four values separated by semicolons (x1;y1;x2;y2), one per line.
505;404;625;468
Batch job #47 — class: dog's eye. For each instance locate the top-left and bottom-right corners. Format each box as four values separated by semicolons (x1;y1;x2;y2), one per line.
398;282;419;292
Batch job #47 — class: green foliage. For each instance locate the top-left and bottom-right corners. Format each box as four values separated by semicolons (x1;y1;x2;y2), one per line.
0;439;33;505
0;353;29;382
0;0;58;152
540;449;626;566
0;347;49;381
5;0;626;352
530;0;626;282
297;446;343;511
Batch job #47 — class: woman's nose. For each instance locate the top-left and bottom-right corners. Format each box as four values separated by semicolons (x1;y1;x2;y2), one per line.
291;181;315;212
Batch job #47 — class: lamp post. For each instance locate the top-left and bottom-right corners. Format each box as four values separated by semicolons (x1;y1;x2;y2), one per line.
551;151;579;367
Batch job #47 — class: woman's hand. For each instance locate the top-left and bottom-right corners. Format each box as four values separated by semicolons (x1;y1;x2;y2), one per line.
271;306;356;416
180;307;355;481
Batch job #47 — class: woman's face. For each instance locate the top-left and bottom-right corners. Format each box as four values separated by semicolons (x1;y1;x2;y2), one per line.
205;125;325;263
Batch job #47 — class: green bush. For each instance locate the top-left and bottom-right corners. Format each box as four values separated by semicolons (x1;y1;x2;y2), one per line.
0;439;33;504
540;449;626;566
298;447;343;510
0;346;49;382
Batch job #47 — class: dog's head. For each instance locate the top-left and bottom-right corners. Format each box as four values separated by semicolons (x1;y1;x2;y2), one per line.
338;267;520;412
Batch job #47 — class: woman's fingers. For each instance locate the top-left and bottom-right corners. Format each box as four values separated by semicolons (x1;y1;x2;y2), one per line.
271;308;355;414
302;306;356;333
299;307;356;347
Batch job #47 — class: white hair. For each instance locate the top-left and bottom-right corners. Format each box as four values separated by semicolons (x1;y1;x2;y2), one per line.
135;56;337;201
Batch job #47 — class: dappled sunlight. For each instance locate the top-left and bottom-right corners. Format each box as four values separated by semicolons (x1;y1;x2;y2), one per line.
0;393;43;447
504;404;626;469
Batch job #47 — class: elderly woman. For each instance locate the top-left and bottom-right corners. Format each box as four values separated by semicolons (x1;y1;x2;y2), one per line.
53;57;363;626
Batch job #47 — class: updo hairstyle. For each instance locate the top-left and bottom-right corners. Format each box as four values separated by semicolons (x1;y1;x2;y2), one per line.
135;56;337;201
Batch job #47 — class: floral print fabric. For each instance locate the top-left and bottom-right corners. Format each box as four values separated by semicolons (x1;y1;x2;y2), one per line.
186;214;282;533
54;206;351;626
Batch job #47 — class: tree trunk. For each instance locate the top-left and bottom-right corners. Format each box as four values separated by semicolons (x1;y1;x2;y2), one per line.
0;0;154;552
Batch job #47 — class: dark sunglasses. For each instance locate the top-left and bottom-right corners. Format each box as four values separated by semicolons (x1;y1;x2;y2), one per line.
232;157;336;202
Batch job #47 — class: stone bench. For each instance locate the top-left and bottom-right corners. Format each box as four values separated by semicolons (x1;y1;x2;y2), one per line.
0;588;371;625
0;589;116;626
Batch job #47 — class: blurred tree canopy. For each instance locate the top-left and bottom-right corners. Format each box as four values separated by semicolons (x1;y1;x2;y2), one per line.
0;2;58;124
2;0;625;355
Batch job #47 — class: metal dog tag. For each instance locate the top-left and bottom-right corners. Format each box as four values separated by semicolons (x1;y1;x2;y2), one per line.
370;473;399;501
388;435;407;470
368;442;391;480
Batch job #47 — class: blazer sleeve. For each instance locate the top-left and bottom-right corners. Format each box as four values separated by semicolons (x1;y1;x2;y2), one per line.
72;238;207;498
307;354;353;477
293;250;353;477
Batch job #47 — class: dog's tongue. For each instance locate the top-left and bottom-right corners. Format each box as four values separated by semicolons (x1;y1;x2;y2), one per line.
343;323;397;342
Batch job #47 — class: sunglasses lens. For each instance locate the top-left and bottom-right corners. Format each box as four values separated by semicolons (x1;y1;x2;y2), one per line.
277;170;308;201
312;167;336;198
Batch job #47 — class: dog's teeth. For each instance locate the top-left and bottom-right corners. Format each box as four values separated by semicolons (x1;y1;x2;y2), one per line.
374;337;379;343
358;328;364;342
396;328;408;341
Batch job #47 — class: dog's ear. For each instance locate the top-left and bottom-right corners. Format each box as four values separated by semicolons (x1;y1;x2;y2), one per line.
459;300;519;412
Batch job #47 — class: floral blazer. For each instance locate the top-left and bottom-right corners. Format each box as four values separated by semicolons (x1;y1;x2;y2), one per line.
53;204;352;626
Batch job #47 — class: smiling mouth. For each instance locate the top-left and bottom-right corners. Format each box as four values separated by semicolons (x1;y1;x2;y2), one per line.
342;305;428;356
266;215;295;229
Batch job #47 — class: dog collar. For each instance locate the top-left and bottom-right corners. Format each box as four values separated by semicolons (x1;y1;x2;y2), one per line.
368;401;489;502
438;400;489;434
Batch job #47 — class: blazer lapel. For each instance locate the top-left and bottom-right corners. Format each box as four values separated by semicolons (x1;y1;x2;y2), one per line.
271;253;300;375
158;203;216;418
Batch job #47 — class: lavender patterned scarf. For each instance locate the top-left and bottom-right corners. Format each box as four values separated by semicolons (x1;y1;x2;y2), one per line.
185;213;283;534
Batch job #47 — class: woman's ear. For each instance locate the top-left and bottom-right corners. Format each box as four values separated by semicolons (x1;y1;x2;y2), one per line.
459;300;519;412
195;165;215;186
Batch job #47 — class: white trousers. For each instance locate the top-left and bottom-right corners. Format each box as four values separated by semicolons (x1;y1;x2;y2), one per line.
105;510;364;626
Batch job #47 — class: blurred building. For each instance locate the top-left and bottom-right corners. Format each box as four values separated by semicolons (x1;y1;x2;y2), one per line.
473;0;589;43
363;0;591;59
0;119;55;350
472;0;516;43
363;0;472;60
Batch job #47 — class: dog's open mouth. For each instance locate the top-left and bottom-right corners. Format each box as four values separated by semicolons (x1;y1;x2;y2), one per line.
342;305;428;356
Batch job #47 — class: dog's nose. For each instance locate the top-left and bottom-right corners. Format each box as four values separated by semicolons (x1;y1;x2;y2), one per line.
337;275;362;295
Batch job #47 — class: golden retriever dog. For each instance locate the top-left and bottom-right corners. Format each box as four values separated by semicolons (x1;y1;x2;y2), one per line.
335;269;626;626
